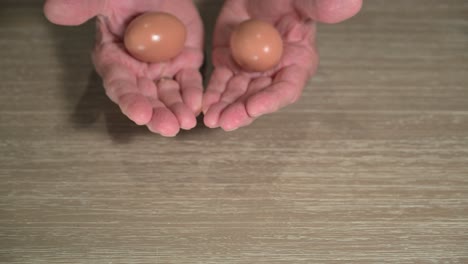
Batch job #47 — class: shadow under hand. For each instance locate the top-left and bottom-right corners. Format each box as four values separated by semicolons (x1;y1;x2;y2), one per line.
196;0;225;84
46;18;150;143
71;71;104;128
72;71;149;143
172;0;226;140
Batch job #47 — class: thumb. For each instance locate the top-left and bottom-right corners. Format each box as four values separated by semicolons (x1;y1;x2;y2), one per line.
295;0;362;24
44;0;106;26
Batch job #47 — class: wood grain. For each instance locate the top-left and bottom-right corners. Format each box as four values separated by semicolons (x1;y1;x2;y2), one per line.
1;0;467;263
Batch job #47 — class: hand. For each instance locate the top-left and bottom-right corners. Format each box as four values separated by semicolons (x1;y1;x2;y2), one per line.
203;0;362;131
44;0;204;137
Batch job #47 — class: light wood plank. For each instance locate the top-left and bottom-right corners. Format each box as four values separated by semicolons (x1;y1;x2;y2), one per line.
1;1;467;263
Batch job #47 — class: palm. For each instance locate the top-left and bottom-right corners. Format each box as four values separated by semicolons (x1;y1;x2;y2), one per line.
203;0;318;131
96;0;205;136
46;0;205;136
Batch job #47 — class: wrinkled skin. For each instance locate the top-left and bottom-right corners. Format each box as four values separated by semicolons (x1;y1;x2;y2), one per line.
203;0;362;131
44;0;362;135
44;0;204;137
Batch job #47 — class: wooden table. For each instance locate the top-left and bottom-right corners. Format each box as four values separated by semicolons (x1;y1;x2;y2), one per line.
1;0;467;263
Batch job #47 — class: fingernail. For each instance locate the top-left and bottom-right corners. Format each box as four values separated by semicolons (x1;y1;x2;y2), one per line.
204;118;219;129
247;103;269;118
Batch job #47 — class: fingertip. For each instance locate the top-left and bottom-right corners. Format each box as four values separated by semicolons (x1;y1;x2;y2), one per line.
203;67;233;113
43;0;100;26
219;103;252;132
202;91;221;114
176;69;204;115
171;103;197;130
182;118;197;130
148;107;180;137
128;104;153;126
203;101;229;128
203;114;219;129
221;125;239;132
179;110;198;130
159;131;179;138
316;0;363;24
185;89;203;116
44;0;63;24
160;131;179;138
219;118;239;132
192;100;203;117
246;94;275;118
119;94;153;125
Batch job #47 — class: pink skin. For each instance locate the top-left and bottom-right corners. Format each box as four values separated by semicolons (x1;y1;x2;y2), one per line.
44;0;204;137
44;0;362;135
204;0;362;131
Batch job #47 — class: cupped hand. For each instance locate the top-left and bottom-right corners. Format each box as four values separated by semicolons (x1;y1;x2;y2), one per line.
44;0;204;137
203;0;362;131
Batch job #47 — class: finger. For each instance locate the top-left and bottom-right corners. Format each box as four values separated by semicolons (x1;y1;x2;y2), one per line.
220;74;251;104
204;101;229;129
240;77;273;101
92;18;141;77
118;94;154;126
147;104;180;137
204;74;250;128
158;79;197;130
150;47;204;80
146;97;180;137
275;14;316;43
218;102;255;132
44;0;105;26
218;77;272;131
213;1;250;46
294;0;363;24
176;69;203;115
101;64;136;102
137;77;158;99
94;16;116;46
202;67;233;114
246;65;309;118
212;47;242;71
101;65;152;125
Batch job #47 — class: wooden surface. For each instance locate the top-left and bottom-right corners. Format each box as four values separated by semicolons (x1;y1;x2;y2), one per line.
1;0;468;263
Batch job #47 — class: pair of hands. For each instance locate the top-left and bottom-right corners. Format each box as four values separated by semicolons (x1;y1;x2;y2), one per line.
44;0;362;136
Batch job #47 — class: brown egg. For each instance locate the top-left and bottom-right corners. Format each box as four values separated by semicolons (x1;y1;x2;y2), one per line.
124;12;186;63
230;19;283;72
